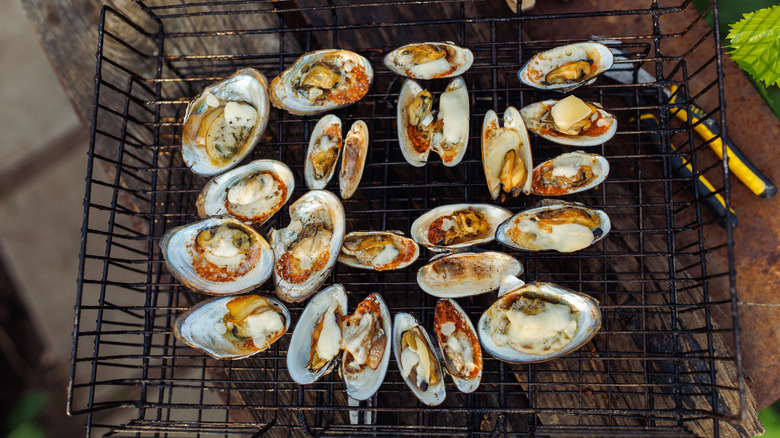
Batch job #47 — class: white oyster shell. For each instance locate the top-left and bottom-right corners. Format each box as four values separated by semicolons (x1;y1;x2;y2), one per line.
481;107;532;199
531;151;609;196
196;159;294;225
160;216;274;295
339;120;369;199
417;251;522;298
433;299;482;393
182;68;270;176
341;293;392;401
338;231;420;271
392;312;446;406
518;42;614;92
411;203;511;252
305;115;343;190
385;42;473;79
520;99;617;147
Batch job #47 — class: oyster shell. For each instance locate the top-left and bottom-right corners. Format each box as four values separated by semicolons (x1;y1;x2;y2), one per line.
270;49;373;115
417;251;522;298
411;203;511;252
496;200;610;253
339;120;369;199
196;160;294;225
269;190;346;303
518;42;614;92
384;42;473;80
338;231;420;271
397;78;469;167
182;68;270;176
393;313;446;406
174;294;290;360
341;293;392;400
287;285;348;384
531;151;609;196
478;278;601;363
305;115;343;190
160;216;274;295
520;96;617;146
482;107;532;199
434;299;482;393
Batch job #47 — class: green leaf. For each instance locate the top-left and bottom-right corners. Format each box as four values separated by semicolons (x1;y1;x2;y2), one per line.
726;5;780;87
5;390;49;432
6;423;46;438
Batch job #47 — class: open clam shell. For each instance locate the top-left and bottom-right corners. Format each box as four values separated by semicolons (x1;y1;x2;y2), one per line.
305;115;343;190
339;120;369;199
287;285;348;385
531;151;609;196
384;42;473;80
160;216;274;295
518;42;614;92
434;299;482;393
411;203;512;252
270;49;373;116
182;68;270;176
338;231;420;271
417;251;523;298
478;279;601;363
174;294;290;360
482;107;532;199
341;293;392;401
520;98;617;146
269;190;346;303
496;200;610;253
196;160;294;225
392;312;446;406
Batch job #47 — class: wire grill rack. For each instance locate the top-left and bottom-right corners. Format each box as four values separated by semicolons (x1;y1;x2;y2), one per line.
69;0;745;436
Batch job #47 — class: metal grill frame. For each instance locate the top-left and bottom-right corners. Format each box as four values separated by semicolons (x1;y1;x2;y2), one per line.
68;0;745;436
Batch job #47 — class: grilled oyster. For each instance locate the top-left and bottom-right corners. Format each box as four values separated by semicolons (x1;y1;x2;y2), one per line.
384;42;473;79
338;231;420;271
174;294;290;360
482;107;532;199
531;151;609;196
160;216;274;295
397;78;469;167
393;313;446;406
305;115;343;190
411;203;511;252
520;96;617;146
182;68;270;176
341;293;392;400
270;49;373;115
269;190;345;302
434;299;482;393
339;120;369;199
496;200;610;252
478;278;601;363
196;160;294;225
417;251;522;298
518;42;614;92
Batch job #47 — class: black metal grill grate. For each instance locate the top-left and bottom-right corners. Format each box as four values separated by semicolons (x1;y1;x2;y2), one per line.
69;0;744;436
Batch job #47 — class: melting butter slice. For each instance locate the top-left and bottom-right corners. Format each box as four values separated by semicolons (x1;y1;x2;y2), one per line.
550;95;591;132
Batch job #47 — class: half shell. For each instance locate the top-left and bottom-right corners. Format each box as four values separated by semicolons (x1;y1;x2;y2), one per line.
482;107;532;199
434;299;482;393
518;42;614;92
174;294;290;360
338;231;420;271
196;160;294;225
160;216;274;295
305;115;343;190
182;68;270;176
496;200;610;253
411;203;512;252
269;190;346;303
341;293;392;400
478;279;601;363
417;251;523;298
384;42;473;79
531;151;609;196
392;312;446;406
270;49;373;115
339;120;369;199
520;98;617;146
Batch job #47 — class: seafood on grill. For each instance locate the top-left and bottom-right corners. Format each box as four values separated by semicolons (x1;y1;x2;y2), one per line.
397;77;469;167
160;216;274;295
270;49;373;115
384;42;473;80
393;312;446;406
433;299;482;393
482;107;532;199
338;231;420;271
496;199;610;253
174;294;290;360
341;293;392;400
478;276;601;363
417;251;522;298
182;68;270;176
305;115;343;190
520;95;617;146
339;120;369;199
531;151;609;196
196;160;294;225
518;42;614;92
411;203;511;252
269;190;345;302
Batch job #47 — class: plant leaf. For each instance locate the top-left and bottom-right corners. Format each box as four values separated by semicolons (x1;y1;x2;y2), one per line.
726;4;780;87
